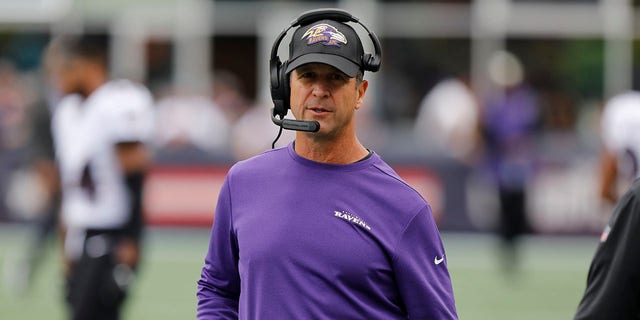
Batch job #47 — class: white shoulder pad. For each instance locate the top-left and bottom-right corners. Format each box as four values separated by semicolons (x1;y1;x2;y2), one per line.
96;80;155;143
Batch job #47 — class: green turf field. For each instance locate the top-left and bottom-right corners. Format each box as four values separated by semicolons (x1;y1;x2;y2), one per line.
0;225;596;319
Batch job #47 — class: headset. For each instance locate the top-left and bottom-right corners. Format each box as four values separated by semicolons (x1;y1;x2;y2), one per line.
269;8;382;134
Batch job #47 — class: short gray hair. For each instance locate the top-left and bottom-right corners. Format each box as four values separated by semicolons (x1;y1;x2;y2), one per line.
355;70;364;86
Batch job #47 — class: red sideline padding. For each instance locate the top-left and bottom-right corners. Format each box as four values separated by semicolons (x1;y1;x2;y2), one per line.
144;165;231;227
143;165;442;227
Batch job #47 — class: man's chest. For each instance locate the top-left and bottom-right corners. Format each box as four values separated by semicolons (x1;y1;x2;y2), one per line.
233;192;398;285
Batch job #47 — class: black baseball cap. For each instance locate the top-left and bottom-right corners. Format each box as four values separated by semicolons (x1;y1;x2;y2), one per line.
285;19;364;77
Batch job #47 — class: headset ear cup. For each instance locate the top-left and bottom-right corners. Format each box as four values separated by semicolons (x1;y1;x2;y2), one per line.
369;56;381;72
362;53;380;72
270;59;280;93
272;61;289;118
270;58;285;117
281;61;291;114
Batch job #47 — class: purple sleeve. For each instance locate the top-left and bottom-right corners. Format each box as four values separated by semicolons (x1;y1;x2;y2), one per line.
197;178;240;319
392;205;458;319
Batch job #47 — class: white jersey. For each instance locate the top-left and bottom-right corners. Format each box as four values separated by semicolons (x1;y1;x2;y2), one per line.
52;80;154;230
601;91;640;179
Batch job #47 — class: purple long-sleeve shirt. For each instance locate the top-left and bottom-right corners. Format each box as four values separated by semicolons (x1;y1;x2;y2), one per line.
197;143;458;319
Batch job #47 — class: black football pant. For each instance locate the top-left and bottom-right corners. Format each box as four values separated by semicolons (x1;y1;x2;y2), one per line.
65;234;128;320
498;187;528;242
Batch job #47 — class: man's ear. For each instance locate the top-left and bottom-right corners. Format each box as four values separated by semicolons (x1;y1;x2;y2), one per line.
355;80;368;110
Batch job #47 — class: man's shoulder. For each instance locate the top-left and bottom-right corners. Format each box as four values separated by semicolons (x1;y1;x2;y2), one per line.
229;147;288;176
607;91;640;107
370;159;414;190
369;157;430;206
606;180;640;233
625;179;640;207
52;94;82;122
90;80;155;117
604;92;640;122
56;94;82;109
100;79;152;96
92;80;153;108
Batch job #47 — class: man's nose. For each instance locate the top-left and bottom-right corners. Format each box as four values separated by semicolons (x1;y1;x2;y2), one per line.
311;80;330;98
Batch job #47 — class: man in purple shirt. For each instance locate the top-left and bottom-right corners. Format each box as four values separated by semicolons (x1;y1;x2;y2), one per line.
197;8;458;319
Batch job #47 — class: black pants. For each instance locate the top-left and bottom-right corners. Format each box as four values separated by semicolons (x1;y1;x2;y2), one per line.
66;233;132;320
498;187;528;242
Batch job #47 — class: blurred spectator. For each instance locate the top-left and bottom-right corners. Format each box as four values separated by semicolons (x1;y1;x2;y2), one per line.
414;73;480;164
212;70;250;124
0;60;30;221
153;89;230;161
355;97;387;153
0;60;29;150
230;103;295;161
480;50;540;276
3;36;64;295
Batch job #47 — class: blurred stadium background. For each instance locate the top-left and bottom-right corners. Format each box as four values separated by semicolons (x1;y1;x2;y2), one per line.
1;0;638;318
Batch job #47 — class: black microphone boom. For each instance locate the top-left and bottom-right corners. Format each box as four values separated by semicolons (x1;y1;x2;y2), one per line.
270;108;320;132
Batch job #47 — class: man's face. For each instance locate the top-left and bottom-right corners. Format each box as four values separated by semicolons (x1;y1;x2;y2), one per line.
289;63;367;140
57;56;90;96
